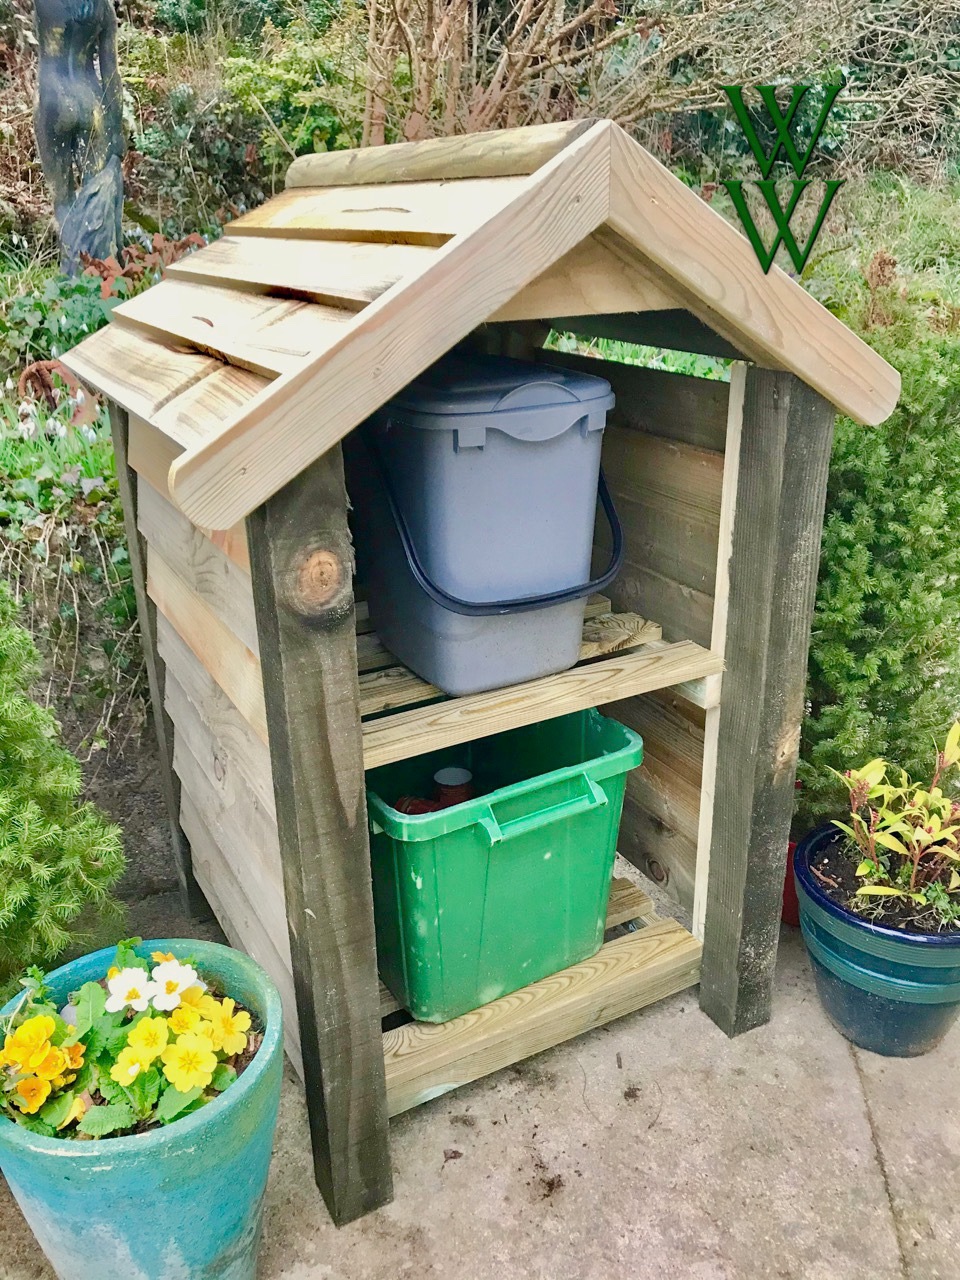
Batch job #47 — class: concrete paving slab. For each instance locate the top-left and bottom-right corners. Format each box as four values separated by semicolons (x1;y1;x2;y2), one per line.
853;1033;960;1279
0;929;943;1280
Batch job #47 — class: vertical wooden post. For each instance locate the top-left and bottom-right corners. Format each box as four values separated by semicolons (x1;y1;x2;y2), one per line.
247;446;393;1225
699;369;835;1036
108;403;208;918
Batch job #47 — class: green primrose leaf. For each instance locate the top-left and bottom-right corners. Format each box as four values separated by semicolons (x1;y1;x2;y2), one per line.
156;1085;203;1124
126;1065;162;1119
71;982;106;1038
77;1102;135;1137
210;1063;237;1093
39;1090;75;1129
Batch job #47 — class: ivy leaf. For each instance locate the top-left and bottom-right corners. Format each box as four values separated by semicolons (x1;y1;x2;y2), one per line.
155;1085;203;1124
210;1063;237;1093
77;1102;135;1137
71;982;106;1038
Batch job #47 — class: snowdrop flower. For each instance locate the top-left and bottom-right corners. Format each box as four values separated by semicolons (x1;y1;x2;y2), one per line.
4;377;13;391
105;967;157;1013
151;958;200;1011
80;425;97;444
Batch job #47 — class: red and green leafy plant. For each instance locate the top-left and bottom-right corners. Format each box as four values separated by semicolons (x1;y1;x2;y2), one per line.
832;723;960;929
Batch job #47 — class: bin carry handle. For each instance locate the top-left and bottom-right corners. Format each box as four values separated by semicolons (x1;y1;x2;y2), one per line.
475;773;608;847
369;434;624;617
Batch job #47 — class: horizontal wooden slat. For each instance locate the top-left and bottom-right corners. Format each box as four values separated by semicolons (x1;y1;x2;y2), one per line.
149;548;268;742
139;479;260;654
153;365;270;453
357;611;662;716
226;177;525;246
383;919;701;1115
611;564;714;648
167;236;436;309
128;414;182;493
62;324;220;422
163;659;274;817
536;351;733;453
112;283;351;378
179;792;301;1072
285;121;596;188
362;641;724;768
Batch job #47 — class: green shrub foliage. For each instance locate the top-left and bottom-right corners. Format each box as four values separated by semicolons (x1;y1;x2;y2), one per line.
0;585;124;994
798;268;960;824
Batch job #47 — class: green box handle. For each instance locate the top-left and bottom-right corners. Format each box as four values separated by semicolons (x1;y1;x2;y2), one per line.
477;773;608;846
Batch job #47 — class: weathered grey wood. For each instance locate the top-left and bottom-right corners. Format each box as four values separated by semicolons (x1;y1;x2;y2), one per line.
108;402;208;918
246;446;392;1225
699;369;836;1035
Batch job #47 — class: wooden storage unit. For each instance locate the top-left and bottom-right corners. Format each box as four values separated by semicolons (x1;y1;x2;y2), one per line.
63;119;899;1225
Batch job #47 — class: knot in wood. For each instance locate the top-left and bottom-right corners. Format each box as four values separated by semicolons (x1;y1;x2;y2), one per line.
285;548;343;617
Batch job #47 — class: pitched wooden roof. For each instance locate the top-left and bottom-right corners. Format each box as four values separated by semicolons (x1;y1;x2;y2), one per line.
63;120;899;529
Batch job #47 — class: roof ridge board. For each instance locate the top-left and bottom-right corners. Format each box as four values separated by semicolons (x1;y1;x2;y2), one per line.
167;119;616;529
284;119;600;190
606;128;899;427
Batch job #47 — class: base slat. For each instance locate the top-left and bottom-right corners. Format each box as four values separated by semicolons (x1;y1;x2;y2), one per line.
382;918;701;1116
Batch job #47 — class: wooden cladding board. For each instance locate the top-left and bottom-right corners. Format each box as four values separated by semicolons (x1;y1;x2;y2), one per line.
537;353;731;909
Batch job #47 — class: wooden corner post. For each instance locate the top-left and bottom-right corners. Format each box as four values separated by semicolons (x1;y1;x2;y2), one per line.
108;402;208;919
699;368;835;1037
246;446;393;1225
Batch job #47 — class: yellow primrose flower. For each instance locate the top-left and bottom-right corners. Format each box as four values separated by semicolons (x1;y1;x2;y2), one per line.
64;1042;84;1071
179;984;207;1008
126;1016;169;1063
110;1046;147;1086
6;1015;56;1066
107;966;120;979
160;1033;217;1093
14;1077;50;1114
56;1095;87;1130
169;1004;201;1035
32;1045;68;1082
206;998;251;1057
196;993;222;1021
151;951;175;963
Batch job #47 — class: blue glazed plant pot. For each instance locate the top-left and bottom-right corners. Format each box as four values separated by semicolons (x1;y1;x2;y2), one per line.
0;939;283;1280
795;825;960;1057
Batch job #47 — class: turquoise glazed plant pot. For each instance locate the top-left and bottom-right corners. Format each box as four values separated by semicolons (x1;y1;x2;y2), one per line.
796;826;960;1057
0;939;283;1280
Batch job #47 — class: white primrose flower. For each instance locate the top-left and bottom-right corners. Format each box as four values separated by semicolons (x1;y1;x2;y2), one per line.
105;967;157;1013
150;958;200;1011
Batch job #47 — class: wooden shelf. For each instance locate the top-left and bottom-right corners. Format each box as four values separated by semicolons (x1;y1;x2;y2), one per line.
358;598;724;769
380;887;701;1117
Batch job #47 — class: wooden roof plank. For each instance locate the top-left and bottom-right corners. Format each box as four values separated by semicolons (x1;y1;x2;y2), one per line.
166;236;437;309
226;176;526;245
607;129;899;425
168;121;615;528
285;120;597;188
112;279;354;378
61;324;220;422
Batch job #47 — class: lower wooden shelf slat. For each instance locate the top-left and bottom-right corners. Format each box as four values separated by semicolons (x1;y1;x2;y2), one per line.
382;917;701;1116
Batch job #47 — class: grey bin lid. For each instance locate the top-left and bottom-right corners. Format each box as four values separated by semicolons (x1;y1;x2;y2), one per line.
388;354;614;419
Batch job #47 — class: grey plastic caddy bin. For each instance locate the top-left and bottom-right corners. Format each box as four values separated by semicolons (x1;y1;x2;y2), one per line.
350;354;620;696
